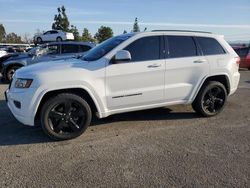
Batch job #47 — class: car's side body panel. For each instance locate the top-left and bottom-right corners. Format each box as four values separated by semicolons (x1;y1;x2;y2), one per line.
5;31;240;126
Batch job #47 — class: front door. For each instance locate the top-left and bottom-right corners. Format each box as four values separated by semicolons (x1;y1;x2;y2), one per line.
105;36;165;110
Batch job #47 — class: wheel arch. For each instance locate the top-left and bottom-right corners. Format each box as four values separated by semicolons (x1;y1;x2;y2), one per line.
4;63;24;78
192;74;230;101
35;87;102;122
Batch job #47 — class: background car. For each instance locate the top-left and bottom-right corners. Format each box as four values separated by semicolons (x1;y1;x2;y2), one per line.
34;30;74;44
0;47;19;72
1;41;95;81
234;47;250;70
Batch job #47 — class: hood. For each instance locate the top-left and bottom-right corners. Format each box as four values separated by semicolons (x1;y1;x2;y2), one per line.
15;58;87;78
8;53;30;61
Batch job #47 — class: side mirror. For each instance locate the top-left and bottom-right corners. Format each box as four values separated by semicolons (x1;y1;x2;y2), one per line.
114;50;131;63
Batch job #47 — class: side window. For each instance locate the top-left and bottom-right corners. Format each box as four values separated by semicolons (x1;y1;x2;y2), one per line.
44;31;50;35
47;45;59;54
167;36;198;58
79;45;92;52
196;37;226;55
124;36;161;62
50;31;58;34
61;44;79;53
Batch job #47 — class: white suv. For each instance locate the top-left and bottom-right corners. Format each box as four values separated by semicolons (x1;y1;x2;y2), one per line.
5;30;240;140
34;30;74;44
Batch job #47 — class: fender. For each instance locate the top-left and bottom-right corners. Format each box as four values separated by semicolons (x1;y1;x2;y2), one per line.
189;72;230;103
32;84;106;121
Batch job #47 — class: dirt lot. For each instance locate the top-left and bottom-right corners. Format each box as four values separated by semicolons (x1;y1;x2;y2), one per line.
0;71;249;187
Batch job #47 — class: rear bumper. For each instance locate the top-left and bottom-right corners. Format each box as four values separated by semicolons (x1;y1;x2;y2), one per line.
229;72;240;95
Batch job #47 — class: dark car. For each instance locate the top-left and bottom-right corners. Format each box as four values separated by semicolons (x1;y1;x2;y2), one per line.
1;41;95;82
234;47;250;70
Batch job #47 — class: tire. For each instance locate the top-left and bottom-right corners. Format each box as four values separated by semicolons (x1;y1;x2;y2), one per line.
37;37;42;44
56;37;62;42
41;93;92;140
6;65;21;82
192;81;227;117
248;67;250;71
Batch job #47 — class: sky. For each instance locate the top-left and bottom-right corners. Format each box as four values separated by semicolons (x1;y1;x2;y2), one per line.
0;0;250;42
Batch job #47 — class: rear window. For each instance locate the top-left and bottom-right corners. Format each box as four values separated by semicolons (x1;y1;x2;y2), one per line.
167;36;198;58
61;44;79;53
79;45;92;52
196;37;225;55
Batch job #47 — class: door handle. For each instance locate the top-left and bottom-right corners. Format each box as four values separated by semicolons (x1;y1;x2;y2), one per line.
148;64;161;68
193;59;207;63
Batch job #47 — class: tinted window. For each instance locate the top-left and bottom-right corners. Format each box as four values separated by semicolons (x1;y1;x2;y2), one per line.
47;45;59;54
50;31;58;34
79;45;91;52
197;37;225;55
168;36;197;58
61;44;78;53
124;36;160;62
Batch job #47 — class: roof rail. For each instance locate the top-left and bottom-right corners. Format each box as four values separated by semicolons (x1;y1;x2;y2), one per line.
151;30;212;34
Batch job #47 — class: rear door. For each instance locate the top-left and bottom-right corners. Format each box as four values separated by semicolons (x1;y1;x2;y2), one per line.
49;30;59;41
164;35;209;102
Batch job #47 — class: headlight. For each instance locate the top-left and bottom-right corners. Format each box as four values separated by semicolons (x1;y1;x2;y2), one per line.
15;78;33;88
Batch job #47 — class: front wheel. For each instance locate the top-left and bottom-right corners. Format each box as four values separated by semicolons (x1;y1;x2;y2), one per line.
6;65;21;82
192;81;227;117
41;93;92;140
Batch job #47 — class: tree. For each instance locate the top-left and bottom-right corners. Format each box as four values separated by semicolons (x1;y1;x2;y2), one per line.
133;17;140;32
123;30;127;34
52;6;70;31
94;26;113;43
81;28;95;42
5;32;22;43
22;33;32;43
69;25;81;41
0;23;6;42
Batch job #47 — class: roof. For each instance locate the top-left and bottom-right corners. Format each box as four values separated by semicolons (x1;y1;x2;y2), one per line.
151;30;212;34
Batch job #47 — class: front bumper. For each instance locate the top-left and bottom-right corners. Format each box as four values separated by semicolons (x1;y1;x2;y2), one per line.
5;88;35;126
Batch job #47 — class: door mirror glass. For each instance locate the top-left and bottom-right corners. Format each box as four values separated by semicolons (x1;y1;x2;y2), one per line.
114;50;131;63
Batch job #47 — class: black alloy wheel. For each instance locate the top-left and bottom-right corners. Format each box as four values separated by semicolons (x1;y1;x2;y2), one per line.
192;81;227;117
41;93;92;140
202;85;226;115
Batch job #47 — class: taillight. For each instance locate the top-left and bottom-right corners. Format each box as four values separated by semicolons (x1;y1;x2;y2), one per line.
234;57;240;65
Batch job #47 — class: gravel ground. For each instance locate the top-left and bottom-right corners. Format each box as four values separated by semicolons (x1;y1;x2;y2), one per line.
0;71;249;188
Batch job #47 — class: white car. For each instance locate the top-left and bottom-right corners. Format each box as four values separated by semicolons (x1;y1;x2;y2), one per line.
5;30;240;140
34;30;74;43
0;50;7;58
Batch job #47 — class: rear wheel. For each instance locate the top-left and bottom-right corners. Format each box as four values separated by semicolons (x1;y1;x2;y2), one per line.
41;93;92;140
37;37;42;44
6;65;21;82
192;81;227;117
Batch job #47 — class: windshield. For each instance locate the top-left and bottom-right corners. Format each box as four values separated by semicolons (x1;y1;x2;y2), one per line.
83;33;134;61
